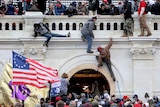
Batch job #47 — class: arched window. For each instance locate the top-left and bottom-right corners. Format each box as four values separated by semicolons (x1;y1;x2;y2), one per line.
0;23;2;30
120;22;124;30
12;23;16;30
52;23;56;30
19;23;23;30
72;23;76;30
107;23;110;30
59;23;63;30
5;23;9;30
66;23;69;30
100;23;103;30
154;23;158;30
114;23;117;30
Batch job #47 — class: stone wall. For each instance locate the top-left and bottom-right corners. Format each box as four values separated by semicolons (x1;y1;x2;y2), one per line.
0;12;160;101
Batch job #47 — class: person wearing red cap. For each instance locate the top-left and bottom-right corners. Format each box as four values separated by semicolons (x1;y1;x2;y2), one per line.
122;96;133;107
96;37;116;81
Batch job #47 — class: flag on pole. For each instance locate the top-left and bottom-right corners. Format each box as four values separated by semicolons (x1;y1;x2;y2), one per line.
12;51;58;88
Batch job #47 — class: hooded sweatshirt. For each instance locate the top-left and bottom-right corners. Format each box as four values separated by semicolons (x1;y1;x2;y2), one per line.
81;19;95;37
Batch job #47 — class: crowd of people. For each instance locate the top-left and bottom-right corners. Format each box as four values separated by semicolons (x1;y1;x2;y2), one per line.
13;90;160;107
33;92;160;107
0;0;160;16
10;73;160;107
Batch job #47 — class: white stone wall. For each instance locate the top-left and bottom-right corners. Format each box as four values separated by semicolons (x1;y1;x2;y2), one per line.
0;12;160;101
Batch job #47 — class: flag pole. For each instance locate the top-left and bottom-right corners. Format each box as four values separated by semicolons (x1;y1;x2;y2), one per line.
117;81;124;107
48;81;51;100
22;100;24;107
116;81;122;99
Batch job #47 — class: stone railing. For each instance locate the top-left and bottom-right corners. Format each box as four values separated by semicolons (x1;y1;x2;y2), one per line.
0;12;159;39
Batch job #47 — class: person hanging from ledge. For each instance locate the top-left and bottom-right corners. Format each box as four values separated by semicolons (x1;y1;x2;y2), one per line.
96;37;116;81
33;22;70;47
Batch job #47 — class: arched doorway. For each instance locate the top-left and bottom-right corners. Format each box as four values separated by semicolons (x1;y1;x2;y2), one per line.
69;69;110;95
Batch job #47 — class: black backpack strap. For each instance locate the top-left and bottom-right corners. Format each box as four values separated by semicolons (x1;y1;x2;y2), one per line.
42;23;50;32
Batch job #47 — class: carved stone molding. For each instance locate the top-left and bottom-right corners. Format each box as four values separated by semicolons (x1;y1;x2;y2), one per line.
130;47;156;59
20;47;47;59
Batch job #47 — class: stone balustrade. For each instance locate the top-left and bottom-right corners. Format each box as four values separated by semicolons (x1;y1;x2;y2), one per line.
0;12;159;39
0;12;160;100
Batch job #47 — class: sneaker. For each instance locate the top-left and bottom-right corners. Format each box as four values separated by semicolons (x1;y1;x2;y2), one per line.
67;32;71;37
112;77;116;81
87;50;94;53
81;36;86;41
32;35;37;37
43;42;48;47
98;63;103;67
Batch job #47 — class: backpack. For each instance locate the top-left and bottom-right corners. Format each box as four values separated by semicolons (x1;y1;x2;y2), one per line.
144;2;150;14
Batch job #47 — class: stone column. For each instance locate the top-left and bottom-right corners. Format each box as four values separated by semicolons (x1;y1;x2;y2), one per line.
22;12;44;37
129;38;157;101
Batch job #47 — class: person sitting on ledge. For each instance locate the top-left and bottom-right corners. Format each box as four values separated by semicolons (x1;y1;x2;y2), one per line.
33;22;70;47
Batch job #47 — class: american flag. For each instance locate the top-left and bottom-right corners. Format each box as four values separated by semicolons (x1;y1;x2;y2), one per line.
12;51;58;88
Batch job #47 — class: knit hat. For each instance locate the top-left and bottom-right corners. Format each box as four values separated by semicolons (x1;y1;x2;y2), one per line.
133;94;138;98
103;0;108;3
144;93;149;98
123;96;128;100
97;47;103;52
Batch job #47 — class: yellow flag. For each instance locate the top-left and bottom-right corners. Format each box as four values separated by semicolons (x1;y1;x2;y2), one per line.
0;62;49;106
0;62;16;106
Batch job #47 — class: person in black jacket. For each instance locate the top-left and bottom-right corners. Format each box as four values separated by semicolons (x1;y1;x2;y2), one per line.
88;0;99;15
121;0;134;37
37;0;46;14
154;0;160;15
97;4;109;15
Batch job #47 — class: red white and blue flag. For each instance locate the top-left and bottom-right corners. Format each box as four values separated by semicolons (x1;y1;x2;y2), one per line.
12;51;58;88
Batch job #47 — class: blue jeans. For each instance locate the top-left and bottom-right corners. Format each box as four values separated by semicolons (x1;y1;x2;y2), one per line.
83;34;93;52
23;1;31;11
42;33;66;43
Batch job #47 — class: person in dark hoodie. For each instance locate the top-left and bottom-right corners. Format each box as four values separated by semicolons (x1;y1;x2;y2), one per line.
81;16;97;53
121;0;134;37
33;22;70;47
